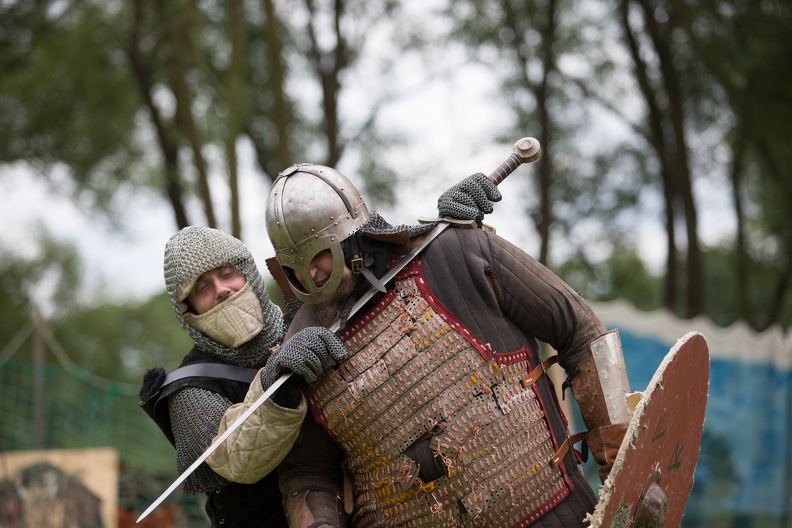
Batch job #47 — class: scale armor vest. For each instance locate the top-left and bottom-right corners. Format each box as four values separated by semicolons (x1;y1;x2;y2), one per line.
306;259;573;527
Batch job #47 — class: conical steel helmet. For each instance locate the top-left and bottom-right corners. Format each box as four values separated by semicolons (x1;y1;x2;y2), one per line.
265;163;370;304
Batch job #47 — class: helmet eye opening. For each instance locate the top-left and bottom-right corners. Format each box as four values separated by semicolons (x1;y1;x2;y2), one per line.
281;266;308;295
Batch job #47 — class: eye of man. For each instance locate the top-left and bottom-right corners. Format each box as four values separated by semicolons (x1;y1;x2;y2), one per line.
221;265;239;278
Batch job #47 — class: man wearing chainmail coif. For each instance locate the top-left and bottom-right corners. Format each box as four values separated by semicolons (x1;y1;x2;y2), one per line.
139;175;502;527
264;164;630;527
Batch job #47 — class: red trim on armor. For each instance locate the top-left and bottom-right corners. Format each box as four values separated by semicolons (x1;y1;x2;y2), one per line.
406;258;495;362
512;487;572;528
405;257;579;525
338;289;400;342
493;346;531;366
525;352;578;495
304;255;580;525
303;388;332;436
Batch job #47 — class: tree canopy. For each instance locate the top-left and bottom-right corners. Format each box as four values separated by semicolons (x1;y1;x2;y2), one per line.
1;0;791;384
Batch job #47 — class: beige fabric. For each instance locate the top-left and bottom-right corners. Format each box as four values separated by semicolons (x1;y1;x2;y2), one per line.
183;283;265;348
206;367;307;483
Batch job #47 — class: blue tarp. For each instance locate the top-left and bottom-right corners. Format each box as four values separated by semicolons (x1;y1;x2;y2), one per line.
589;301;791;528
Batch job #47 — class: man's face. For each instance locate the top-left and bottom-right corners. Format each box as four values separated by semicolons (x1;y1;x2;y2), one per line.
187;265;247;314
293;249;341;293
294;249;359;326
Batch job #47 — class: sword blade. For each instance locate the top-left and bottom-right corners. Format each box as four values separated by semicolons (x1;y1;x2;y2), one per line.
136;372;292;523
329;136;541;333
329;221;450;333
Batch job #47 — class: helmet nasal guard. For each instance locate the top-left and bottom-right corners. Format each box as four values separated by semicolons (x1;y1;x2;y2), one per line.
265;163;370;304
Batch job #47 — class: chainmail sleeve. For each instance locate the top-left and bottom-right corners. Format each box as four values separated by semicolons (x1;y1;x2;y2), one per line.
168;387;232;494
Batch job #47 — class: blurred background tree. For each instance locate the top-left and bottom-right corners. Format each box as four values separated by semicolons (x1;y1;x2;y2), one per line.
1;0;790;378
1;1;790;525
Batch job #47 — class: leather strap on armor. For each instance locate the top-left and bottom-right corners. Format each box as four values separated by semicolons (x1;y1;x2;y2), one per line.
521;355;559;388
569;354;630;482
550;430;589;468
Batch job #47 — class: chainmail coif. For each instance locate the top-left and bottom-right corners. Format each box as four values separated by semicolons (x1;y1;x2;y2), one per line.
163;227;288;495
164;226;285;367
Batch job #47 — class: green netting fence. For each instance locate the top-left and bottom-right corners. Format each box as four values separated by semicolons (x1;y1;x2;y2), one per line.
0;323;208;527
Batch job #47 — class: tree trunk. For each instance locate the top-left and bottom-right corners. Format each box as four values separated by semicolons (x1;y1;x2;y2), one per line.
762;257;792;331
638;1;703;317
501;0;557;266
620;0;679;312
127;0;189;229
262;0;292;176
227;0;246;239
535;0;557;266
729;125;749;318
156;0;216;228
303;0;348;166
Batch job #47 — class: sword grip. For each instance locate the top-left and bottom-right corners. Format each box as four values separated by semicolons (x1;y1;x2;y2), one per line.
487;137;541;185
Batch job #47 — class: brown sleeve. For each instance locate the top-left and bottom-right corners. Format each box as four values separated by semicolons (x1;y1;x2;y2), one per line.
485;231;607;369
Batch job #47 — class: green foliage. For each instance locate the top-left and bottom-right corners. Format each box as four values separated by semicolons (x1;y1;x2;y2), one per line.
0;2;143;212
49;292;194;384
554;244;662;312
2;0;791;337
703;243;792;331
0;233;191;384
0;231;82;335
556;240;792;331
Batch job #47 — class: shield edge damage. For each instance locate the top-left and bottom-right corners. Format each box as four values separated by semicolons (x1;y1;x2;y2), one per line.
586;331;710;528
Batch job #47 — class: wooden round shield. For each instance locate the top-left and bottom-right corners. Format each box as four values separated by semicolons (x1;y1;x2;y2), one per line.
588;331;710;528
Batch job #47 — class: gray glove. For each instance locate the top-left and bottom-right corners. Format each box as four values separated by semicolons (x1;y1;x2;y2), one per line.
437;173;502;225
261;327;347;389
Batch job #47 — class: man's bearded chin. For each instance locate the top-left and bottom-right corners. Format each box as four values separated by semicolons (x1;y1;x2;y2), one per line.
314;271;362;328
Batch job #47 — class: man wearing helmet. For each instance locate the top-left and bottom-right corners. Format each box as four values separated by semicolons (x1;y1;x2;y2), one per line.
140;175;503;527
265;164;628;528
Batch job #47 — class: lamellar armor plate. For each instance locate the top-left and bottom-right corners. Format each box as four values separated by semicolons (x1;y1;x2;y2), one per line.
306;259;575;527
